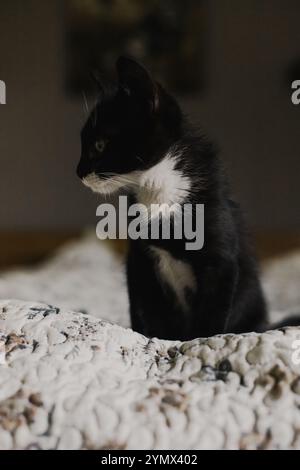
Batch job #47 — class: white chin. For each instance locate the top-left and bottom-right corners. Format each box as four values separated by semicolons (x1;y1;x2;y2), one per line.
82;173;123;195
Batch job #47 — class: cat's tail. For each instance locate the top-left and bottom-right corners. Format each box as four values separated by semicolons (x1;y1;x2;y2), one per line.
258;314;300;332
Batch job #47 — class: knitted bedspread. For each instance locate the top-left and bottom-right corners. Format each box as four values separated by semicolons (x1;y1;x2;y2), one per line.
0;236;300;450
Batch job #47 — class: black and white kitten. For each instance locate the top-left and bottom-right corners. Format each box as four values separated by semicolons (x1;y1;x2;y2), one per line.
77;56;295;340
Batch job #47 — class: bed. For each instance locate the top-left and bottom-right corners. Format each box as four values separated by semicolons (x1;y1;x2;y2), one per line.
0;235;300;449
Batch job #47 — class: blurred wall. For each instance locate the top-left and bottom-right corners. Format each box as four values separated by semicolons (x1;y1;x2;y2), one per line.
0;0;299;231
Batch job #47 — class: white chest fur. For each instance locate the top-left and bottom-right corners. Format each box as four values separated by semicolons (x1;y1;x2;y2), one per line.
139;149;196;312
136;152;191;208
151;247;196;312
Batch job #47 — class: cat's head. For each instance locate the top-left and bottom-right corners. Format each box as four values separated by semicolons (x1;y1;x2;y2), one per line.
76;56;183;194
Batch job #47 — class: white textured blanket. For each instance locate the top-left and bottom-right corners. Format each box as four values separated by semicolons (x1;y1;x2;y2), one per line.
0;236;300;450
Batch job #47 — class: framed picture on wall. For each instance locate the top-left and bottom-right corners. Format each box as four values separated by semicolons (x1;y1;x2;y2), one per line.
64;0;206;95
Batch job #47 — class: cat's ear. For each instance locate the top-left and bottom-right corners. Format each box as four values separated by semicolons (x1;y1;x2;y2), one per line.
116;56;159;112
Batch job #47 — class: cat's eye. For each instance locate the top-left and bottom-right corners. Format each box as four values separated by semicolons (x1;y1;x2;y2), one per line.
95;139;107;153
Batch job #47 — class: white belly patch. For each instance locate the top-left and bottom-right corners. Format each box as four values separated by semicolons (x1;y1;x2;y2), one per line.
151;247;196;312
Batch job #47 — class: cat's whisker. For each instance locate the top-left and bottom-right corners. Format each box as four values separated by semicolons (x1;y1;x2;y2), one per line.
82;90;90;116
95;174;135;189
100;172;141;188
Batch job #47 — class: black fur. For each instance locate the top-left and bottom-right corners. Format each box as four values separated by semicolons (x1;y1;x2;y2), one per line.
126;144;268;340
77;57;297;341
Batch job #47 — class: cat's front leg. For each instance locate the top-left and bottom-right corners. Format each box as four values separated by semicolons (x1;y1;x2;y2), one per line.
126;248;149;336
127;243;191;340
191;257;239;338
